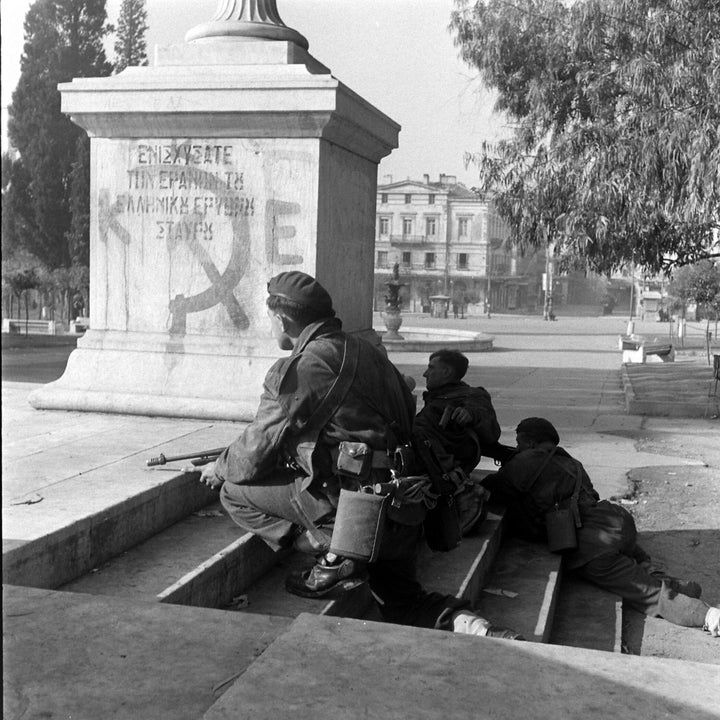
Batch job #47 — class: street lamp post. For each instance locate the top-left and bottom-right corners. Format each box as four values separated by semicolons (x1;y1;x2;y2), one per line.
543;241;555;321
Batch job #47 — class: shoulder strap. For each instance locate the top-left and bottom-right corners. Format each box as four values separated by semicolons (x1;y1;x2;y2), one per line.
568;461;584;528
526;447;557;491
297;333;360;433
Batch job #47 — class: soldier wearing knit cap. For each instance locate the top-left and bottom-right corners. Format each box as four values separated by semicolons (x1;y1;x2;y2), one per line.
198;271;521;638
481;417;720;638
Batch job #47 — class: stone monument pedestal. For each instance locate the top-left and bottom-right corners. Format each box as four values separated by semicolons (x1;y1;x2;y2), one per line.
29;33;399;420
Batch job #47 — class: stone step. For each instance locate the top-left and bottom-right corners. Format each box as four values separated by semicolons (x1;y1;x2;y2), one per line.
56;500;296;610
418;507;506;606
229;507;507;623
3;584;292;720
2;469;217;590
8;585;718;720
55;497;508;633
472;536;563;642
549;573;623;652
204;613;720;720
57;501;245;601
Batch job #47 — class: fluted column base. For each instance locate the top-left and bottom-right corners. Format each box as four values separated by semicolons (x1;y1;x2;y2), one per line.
186;20;308;48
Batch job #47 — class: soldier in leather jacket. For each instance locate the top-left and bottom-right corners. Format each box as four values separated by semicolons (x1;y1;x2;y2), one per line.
198;271;521;637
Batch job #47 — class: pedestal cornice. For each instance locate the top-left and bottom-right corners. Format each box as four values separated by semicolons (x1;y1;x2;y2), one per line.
59;65;400;163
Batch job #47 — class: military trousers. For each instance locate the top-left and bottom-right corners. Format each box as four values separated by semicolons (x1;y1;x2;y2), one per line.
219;470;467;629
576;549;708;627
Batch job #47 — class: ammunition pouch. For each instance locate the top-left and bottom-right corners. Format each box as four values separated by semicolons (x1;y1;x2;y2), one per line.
332;442;393;480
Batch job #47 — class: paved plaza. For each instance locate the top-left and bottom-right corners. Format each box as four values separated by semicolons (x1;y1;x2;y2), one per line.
3;311;720;719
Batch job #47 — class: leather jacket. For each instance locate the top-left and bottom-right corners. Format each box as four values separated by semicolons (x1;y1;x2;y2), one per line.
213;317;415;498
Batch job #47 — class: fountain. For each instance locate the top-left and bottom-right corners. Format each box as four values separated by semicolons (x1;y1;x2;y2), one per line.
382;264;406;340
378;265;494;352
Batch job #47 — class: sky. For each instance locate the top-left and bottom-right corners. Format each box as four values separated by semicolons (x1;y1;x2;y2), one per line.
1;0;509;186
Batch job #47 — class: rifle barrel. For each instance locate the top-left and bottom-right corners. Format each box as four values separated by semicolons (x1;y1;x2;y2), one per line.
146;447;226;467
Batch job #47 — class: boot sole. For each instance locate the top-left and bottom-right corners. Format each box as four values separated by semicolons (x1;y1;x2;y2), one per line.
285;576;366;599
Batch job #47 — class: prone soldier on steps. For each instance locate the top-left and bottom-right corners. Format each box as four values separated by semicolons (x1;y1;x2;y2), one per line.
480;417;720;638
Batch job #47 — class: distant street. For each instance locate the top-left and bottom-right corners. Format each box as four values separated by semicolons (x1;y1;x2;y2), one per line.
1;334;77;384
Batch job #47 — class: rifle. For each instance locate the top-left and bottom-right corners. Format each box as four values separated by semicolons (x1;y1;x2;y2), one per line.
483;442;518;466
146;447;226;468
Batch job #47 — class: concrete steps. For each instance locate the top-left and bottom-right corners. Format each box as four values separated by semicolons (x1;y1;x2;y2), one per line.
39;479;617;653
12;465;621;658
3;476;640;720
2;469;218;590
6;584;718;720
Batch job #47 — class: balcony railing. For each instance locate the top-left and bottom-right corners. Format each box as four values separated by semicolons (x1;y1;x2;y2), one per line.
388;234;432;245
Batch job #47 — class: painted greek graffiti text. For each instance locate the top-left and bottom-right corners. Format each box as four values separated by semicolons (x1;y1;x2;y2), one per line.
136;143;234;166
156;220;213;243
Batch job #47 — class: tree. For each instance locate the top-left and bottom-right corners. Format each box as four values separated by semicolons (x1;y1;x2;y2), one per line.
52;264;89;325
2;152;38;261
451;0;720;275
7;0;112;270
1;250;44;334
668;260;720;360
113;0;148;73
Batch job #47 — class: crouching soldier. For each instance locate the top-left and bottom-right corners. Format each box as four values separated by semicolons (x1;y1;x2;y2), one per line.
480;417;720;637
413;349;502;535
198;271;521;639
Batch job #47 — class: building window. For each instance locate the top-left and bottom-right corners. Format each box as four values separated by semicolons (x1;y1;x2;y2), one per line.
401;251;412;267
425;217;437;237
377;250;388;267
458;253;468;269
428;194;435;204
404;193;412;204
379;217;390;235
458;218;469;237
424;252;436;269
380;193;388;204
402;217;413;236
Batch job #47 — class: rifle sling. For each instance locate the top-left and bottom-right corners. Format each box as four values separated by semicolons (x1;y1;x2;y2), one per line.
299;333;360;434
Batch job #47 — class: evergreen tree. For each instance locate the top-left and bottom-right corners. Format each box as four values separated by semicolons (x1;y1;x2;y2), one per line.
67;134;90;267
7;0;112;271
2;152;38;261
451;0;720;274
113;0;148;73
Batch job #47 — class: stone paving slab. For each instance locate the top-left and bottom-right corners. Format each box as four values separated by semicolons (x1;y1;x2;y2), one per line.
2;584;292;720
203;613;720;720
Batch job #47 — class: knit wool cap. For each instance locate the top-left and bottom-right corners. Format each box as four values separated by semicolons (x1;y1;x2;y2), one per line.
267;271;335;317
516;417;560;445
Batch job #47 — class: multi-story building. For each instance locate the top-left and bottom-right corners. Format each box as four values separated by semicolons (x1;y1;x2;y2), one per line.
373;173;528;314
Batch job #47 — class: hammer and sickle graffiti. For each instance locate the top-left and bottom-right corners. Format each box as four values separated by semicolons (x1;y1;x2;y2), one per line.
157;164;252;334
99;161;253;334
99;144;308;337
